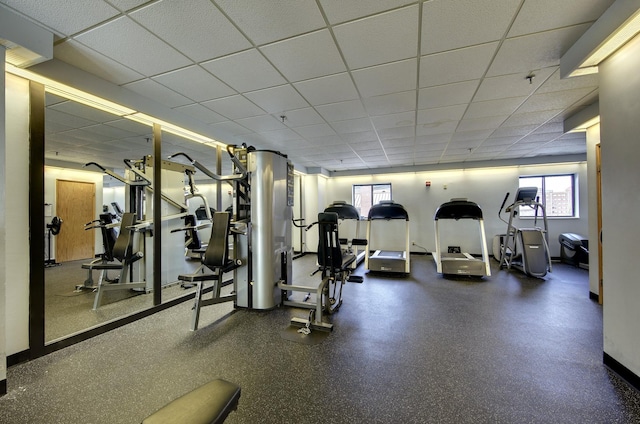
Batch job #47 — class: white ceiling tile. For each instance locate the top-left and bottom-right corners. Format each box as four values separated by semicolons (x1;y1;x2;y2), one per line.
481;136;520;146
371;111;415;130
294;73;359;105
474;67;557;102
352;59;417;97
508;0;614;37
356;148;387;158
294;123;337;138
363;91;416;116
516;88;595;114
491;125;537;138
209;121;253;137
341;131;379;143
451;129;493;143
378;126;415;140
334;5;418;70
244;85;309;114
201;95;266;120
214;0;325;45
123;78;192;108
416;120;458;136
130;0;250;62
54;40;143;85
306;135;343;146
502;110;563;127
417;104;467;125
415;134;451;145
487;24;591;77
420;42;498;87
201;49;286;93
316;100;368;122
74;16;192;76
418;80;479;109
173;103;227;124
465;97;526;119
235;115;286;132
421;0;520;55
260;128;301;143
381;136;414;148
331;118;374;135
106;0;148;12
0;0;118;36
536;68;599;94
152;66;235;102
348;140;383;151
260;29;346;82
454;115;508;132
279;108;325;127
320;0;414;24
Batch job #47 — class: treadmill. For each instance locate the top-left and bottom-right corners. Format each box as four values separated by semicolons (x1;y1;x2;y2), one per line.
433;199;491;277
365;200;410;274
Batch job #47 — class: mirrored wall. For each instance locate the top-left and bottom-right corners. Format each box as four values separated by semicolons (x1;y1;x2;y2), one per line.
43;92;155;342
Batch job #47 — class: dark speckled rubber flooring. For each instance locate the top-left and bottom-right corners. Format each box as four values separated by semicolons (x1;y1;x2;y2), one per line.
2;255;640;423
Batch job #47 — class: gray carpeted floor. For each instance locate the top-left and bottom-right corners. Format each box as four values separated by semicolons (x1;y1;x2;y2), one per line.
3;255;640;423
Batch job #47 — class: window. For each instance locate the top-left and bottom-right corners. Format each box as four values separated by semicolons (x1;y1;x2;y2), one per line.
353;183;392;219
518;174;576;217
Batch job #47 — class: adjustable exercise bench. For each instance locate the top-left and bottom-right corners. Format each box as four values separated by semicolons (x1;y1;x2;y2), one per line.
178;212;239;331
142;379;241;424
90;212;146;310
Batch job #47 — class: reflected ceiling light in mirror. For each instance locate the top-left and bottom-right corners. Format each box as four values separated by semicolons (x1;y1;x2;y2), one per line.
128;113;224;147
6;63;226;149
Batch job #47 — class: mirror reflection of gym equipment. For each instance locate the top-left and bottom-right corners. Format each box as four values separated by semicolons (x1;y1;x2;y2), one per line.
433;199;491;277
365;200;410;274
496;187;552;278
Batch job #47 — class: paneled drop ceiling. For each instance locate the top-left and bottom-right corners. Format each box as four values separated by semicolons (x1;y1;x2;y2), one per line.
1;0;613;173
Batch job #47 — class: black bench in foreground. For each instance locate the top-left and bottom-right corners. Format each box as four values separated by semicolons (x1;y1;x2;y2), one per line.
142;379;241;424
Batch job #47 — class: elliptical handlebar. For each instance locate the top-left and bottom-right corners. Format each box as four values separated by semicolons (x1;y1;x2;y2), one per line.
498;192;510;224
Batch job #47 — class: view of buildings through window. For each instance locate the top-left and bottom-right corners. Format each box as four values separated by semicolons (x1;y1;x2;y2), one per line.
518;174;575;217
353;184;392;219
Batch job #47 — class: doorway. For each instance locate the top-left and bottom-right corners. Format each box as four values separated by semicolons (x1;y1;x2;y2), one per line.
55;179;95;262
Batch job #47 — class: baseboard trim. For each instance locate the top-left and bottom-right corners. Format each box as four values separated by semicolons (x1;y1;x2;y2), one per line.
603;352;640;392
589;291;599;302
7;349;30;368
1;379;6;396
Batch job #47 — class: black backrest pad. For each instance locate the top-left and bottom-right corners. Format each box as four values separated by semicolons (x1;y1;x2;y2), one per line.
434;200;483;220
317;212;342;269
112;212;135;262
204;212;231;269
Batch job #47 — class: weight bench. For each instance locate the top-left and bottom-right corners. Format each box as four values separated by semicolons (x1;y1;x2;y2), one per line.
178;212;238;331
91;213;146;310
142;379;241;424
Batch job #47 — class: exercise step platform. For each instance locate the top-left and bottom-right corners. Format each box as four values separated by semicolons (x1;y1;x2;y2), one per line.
142;379;240;424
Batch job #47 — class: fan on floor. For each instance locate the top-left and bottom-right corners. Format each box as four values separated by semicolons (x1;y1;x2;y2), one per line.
45;216;63;267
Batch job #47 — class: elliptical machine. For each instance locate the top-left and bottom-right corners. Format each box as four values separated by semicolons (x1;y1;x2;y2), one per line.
497;187;552;278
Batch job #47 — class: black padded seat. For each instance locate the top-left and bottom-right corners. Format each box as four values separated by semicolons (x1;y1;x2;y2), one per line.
142;379;240;424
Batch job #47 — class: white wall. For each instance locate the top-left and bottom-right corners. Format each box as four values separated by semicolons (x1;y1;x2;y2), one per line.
599;33;640;377
4;73;30;356
44;166;104;256
323;162;588;257
1;47;7;389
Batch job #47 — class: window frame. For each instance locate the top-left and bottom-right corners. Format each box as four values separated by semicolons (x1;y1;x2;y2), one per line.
352;183;392;220
518;174;577;218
